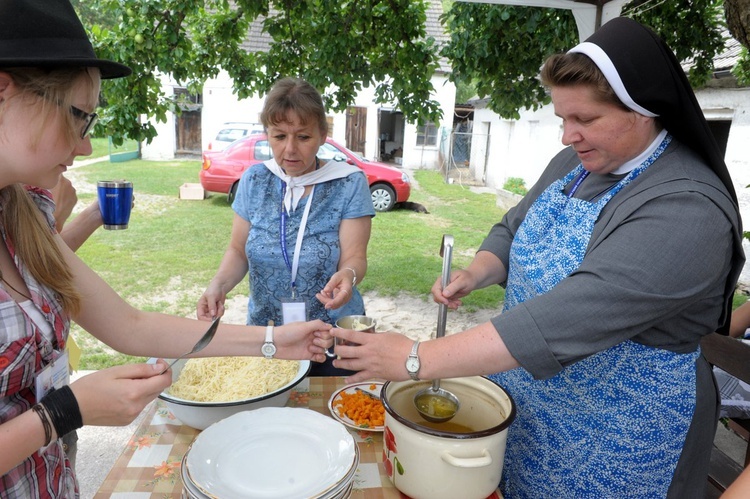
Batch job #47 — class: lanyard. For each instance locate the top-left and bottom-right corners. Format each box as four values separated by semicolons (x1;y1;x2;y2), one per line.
567;169;590;198
280;183;315;298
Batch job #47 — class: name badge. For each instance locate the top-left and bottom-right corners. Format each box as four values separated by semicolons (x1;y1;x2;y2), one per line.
281;298;307;324
35;350;70;401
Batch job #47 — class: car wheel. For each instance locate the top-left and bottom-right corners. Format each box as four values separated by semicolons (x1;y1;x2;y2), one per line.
228;182;239;204
370;183;396;212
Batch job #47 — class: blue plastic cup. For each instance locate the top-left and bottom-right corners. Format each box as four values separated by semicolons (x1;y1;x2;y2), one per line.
97;180;133;230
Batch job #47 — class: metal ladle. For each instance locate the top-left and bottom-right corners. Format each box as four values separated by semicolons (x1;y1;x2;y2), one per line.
414;235;460;423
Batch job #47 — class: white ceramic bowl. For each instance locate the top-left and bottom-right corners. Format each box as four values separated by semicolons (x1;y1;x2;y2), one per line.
156;358;311;430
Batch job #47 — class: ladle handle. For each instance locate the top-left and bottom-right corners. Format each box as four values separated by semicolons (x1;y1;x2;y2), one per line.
431;235;454;393
436;235;454;341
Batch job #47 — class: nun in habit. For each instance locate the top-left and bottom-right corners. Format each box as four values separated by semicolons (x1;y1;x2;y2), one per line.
331;17;745;498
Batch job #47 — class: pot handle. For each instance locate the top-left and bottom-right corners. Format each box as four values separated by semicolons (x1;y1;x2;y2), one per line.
440;449;492;468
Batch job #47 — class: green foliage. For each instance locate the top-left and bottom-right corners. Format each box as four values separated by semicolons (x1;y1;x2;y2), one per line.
733;47;750;86
629;0;725;87
441;0;728;119
73;0;741;142
733;290;749;309
74;0;444;145
502;177;527;196
454;77;477;104
441;4;571;119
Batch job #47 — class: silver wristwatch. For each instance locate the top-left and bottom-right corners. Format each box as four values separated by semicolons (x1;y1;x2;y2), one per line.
405;340;421;381
261;321;276;359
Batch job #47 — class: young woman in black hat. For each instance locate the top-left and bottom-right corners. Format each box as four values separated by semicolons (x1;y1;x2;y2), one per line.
332;17;744;497
0;1;332;495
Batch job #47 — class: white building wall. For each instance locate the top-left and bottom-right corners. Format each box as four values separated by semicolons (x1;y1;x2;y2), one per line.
141;72;455;169
201;70;265;151
473;85;750;197
402;75;456;170
695;86;750;193
140;111;176;160
472;102;565;192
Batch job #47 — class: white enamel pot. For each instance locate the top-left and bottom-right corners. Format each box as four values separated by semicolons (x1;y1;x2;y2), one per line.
381;376;515;499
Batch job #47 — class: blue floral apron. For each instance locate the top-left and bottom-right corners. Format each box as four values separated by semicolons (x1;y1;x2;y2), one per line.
490;135;699;498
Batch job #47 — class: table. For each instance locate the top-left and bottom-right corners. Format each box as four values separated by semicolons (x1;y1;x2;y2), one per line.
95;377;503;498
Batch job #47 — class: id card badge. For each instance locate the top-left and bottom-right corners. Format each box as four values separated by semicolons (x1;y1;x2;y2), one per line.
281;297;307;324
35;350;70;401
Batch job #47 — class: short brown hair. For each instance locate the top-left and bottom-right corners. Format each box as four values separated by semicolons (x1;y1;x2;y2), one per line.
260;77;328;136
540;52;628;111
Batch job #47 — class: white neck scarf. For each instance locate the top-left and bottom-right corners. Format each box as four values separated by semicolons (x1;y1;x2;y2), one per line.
265;158;361;212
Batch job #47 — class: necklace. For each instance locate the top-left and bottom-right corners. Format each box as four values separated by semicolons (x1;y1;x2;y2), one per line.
0;269;32;301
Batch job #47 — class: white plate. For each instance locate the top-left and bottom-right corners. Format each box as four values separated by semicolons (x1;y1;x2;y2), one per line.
312;445;359;499
328;382;385;432
186;407;356;499
181;451;208;499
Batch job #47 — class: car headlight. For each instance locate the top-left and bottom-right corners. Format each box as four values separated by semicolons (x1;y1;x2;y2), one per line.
401;173;410;183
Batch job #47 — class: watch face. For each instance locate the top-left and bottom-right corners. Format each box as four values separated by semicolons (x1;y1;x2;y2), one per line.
406;357;419;372
262;343;276;357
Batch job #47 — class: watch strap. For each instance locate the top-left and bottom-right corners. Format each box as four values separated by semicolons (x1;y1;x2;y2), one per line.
262;320;276;358
407;340;421;381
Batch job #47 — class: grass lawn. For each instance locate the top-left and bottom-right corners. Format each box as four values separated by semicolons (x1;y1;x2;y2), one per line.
90;137;139;159
68;158;508;368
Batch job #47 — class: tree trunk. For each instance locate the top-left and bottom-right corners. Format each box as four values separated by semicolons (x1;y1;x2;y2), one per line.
725;0;750;49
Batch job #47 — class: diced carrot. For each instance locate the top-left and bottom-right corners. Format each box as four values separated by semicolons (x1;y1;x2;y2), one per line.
334;389;385;428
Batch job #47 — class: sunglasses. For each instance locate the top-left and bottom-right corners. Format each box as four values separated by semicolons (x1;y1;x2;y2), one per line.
69;105;99;139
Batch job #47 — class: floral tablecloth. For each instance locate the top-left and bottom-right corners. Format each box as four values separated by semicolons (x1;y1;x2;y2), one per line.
94;376;503;498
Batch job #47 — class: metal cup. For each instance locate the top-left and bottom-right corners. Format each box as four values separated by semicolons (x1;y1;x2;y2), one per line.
327;315;378;358
335;315;377;333
97;180;133;230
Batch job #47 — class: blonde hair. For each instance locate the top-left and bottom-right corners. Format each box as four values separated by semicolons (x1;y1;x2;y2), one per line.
260;77;328;136
0;67;92;314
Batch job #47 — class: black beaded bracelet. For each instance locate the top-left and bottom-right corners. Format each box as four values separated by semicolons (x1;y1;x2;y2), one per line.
40;385;83;439
31;404;52;446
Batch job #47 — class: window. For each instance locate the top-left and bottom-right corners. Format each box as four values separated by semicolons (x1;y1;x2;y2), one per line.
417;122;438;146
217;128;249;143
317;143;344;161
254;140;272;161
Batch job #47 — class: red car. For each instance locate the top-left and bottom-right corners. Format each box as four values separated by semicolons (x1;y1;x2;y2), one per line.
200;134;411;211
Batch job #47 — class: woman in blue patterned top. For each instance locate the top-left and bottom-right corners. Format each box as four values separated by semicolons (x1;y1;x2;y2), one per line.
198;77;375;376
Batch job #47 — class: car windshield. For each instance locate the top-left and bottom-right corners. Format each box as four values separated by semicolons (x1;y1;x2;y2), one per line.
216;128;249;142
317;143;367;162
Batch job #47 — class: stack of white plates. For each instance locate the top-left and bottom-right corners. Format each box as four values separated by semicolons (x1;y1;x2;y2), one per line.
181;407;359;499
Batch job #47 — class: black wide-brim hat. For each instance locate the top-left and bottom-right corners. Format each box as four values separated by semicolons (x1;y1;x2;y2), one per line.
0;0;131;79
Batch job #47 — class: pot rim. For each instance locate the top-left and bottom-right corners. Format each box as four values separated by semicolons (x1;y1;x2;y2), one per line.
382;376;516;439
